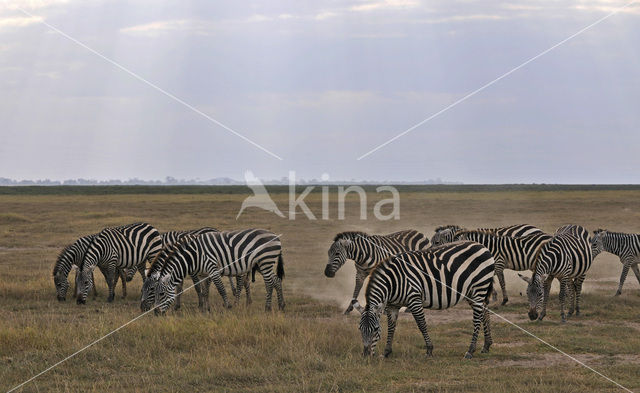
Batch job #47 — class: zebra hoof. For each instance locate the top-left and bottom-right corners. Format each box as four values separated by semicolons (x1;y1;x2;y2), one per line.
426;346;434;357
107;296;114;303
464;352;473;359
614;291;621;297
481;347;490;354
501;299;508;306
384;349;392;358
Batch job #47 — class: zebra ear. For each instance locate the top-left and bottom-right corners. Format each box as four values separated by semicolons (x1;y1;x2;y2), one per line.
518;273;531;284
150;271;160;280
352;301;364;314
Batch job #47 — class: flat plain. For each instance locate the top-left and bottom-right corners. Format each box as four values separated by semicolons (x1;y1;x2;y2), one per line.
1;186;639;392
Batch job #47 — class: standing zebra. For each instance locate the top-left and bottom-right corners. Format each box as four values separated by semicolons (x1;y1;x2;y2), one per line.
591;229;640;296
355;241;495;359
430;224;542;246
76;222;162;304
153;228;284;313
324;230;430;314
520;224;593;322
453;230;552;305
53;234;128;301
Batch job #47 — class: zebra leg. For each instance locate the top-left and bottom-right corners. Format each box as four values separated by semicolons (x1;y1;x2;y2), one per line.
199;278;211;312
211;273;231;309
538;276;553;321
274;276;285;311
573;275;585;316
495;261;508;305
174;281;183;311
229;276;238;298
191;274;203;309
616;258;632;296
234;275;244;306
384;307;400;358
481;305;492;353
559;277;568;323
408;301;433;357
106;265;117;303
465;300;484;359
90;270;98;299
118;269;127;299
244;273;252;306
345;270;366;314
491;276;498;303
566;279;576;317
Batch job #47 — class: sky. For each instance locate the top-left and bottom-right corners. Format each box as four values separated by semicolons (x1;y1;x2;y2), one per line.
0;0;639;184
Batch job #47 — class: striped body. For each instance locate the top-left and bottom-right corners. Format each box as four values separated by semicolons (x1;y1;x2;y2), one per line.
357;241;495;359
153;228;284;313
453;230;552;305
76;223;162;304
592;229;640;295
53;234;128;301
524;224;593;322
325;230;430;314
430;224;542;247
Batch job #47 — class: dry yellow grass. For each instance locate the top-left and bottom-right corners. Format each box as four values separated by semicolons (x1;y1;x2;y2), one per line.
1;187;640;392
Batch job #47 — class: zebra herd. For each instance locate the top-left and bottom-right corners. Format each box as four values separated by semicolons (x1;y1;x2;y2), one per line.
53;223;285;313
325;224;640;358
52;222;640;359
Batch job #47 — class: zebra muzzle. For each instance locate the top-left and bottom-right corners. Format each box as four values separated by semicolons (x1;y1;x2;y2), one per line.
324;266;335;278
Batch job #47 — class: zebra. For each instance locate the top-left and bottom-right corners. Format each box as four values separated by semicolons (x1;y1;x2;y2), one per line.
430;224;542;246
53;234;129;301
153;228;284;313
354;241;495;359
140;228;251;311
76;222;163;304
591;229;640;296
452;230;552;305
519;224;593;322
324;230;430;314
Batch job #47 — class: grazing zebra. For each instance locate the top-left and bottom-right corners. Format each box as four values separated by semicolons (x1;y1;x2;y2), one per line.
591;229;640;296
76;222;162;304
53;234;128;301
354;241;495;359
324;230;430;314
153;228;284;313
430;224;542;246
140;228;251;312
453;230;552;305
519;224;593;322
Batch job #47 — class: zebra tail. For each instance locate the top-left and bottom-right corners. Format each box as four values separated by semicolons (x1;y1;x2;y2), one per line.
251;264;259;283
277;252;285;280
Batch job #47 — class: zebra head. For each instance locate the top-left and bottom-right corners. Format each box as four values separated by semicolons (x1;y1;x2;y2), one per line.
53;270;70;301
325;239;353;278
519;273;547;320
154;274;176;315
357;302;384;356
430;226;460;246
591;229;606;257
140;272;160;312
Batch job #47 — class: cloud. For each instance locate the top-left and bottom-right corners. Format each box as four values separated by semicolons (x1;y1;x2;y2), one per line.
0;0;70;11
350;0;420;12
0;15;42;29
119;19;215;37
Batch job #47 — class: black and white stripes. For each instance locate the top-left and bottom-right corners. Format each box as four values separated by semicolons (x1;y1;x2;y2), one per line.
324;230;430;314
521;225;593;322
76;222;163;304
152;228;284;313
356;241;495;359
591;229;640;296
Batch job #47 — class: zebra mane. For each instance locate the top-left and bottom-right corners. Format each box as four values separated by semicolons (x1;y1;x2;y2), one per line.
333;231;368;241
154;234;199;274
53;243;75;275
434;225;463;233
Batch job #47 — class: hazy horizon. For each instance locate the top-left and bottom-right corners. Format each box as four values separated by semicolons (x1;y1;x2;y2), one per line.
1;1;639;184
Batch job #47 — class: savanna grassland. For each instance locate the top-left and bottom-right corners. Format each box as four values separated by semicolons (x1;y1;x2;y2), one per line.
1;186;640;392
